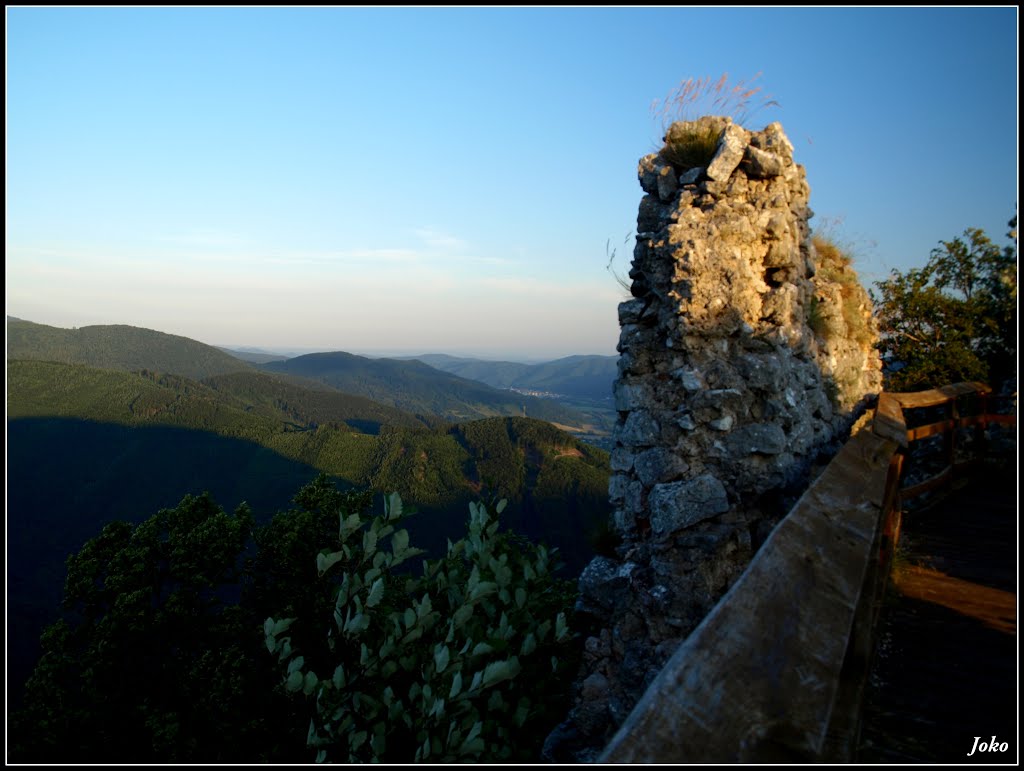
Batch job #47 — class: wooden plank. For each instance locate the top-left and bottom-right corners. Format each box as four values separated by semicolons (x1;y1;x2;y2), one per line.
939;381;991;398
906;420;956;441
901;467;952;499
890;381;990;410
600;431;899;763
880;454;904;522
893;389;951;409
957;414;987;427
873;394;908;447
857;464;1017;762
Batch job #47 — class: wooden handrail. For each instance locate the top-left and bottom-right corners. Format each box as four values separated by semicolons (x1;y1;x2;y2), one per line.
873;382;1015;501
598;382;1014;763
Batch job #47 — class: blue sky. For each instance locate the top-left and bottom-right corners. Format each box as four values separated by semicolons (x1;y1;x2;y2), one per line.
6;7;1018;359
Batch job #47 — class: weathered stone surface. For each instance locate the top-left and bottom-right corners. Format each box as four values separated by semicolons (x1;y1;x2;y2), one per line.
618;298;644;326
553;118;884;762
708;414;734;431
638;195;669;233
634;447;689;487
614;380;649;411
608;473;631;504
638;154;660;194
657;166;678;202
610;447;634;473
743;145;786;178
678;167;702;185
578;557;634;613
759;121;794;156
649;475;730;535
726;423;787;455
620;410;660;446
706;122;748;181
672;367;704;392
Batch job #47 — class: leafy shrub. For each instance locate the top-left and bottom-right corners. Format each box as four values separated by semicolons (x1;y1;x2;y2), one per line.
12;474;580;764
265;491;578;763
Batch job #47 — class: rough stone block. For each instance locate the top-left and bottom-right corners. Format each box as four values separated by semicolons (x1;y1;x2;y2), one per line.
726;423;787;455
706;123;747;182
657;166;679;202
635;447;689;487
743;145;785;178
648;475;730;535
614;380;648;411
620;410;661;446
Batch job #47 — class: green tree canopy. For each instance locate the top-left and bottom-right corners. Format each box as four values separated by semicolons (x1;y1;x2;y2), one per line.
872;217;1017;391
9;476;579;764
7;493;292;762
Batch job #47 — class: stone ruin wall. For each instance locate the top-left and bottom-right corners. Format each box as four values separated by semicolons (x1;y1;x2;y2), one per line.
546;117;883;761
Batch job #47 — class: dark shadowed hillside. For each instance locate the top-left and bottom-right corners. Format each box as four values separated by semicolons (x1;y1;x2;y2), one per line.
7;361;611;710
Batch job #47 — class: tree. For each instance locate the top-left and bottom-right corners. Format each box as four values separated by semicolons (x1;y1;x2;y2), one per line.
8;493;282;762
264;490;579;763
872;218;1017;391
10;475;579;763
9;483;374;763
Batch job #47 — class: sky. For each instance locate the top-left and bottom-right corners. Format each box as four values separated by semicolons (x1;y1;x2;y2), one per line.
5;7;1019;360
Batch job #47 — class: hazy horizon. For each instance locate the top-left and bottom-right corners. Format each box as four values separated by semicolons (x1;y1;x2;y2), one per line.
7;313;614;362
6;7;1018;357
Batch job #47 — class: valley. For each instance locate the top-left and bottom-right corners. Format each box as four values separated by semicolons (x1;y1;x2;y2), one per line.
5;318;614;708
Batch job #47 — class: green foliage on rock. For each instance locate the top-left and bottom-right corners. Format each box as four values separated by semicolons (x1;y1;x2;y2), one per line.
872;218;1017;391
812;234;875;348
265;488;578;763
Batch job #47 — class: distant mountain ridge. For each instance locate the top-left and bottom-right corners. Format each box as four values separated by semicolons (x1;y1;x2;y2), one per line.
7;319;253;381
7;319;598;430
406;353;617;402
218;347;289;365
261;351;595;428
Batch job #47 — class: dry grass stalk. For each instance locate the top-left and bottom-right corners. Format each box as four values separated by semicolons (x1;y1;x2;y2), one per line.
651;72;779;129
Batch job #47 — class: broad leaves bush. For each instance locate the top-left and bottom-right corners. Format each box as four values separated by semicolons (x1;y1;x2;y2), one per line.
266;491;577;763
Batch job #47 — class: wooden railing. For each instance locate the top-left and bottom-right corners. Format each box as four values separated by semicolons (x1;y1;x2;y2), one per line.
874;381;1016;501
598;383;1014;763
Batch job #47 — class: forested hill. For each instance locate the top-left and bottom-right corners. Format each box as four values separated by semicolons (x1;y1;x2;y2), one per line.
218;346;289;364
7;360;612;707
6;319;604;431
7;360;610;528
203;370;440;433
7;318;253;381
261;351;594;427
409;353;617;402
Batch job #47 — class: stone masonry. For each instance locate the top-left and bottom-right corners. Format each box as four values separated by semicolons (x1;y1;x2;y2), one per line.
545;117;883;761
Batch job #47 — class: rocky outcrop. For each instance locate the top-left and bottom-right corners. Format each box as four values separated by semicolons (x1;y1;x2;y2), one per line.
545;117;882;761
